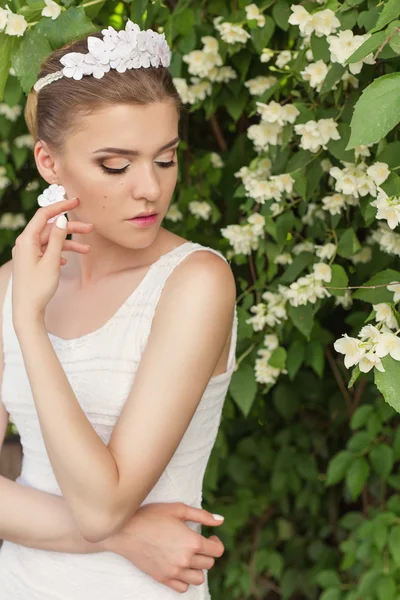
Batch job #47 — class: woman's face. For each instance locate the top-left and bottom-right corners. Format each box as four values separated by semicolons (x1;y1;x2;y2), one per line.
40;101;180;250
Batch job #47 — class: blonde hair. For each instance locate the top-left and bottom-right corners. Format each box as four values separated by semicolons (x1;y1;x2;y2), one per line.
24;31;182;150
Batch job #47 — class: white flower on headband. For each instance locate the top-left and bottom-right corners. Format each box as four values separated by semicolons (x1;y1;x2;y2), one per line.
34;20;171;92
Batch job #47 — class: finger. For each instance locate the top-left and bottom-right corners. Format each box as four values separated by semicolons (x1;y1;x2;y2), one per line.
42;240;91;255
41;214;68;270
178;505;225;527
178;568;205;586
190;555;215;570
196;534;225;558
24;197;80;238
40;220;93;247
168;580;189;593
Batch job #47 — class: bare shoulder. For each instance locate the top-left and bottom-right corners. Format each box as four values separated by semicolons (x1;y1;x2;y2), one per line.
165;248;236;306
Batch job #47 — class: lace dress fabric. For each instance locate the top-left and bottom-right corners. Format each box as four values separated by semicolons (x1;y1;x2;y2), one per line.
0;241;238;599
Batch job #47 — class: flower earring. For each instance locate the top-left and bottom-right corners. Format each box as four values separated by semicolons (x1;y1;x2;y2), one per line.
37;183;67;223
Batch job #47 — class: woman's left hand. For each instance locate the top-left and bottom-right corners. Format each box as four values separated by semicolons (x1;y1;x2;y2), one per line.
11;197;94;329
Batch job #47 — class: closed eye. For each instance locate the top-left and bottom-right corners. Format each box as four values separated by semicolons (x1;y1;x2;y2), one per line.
100;160;177;175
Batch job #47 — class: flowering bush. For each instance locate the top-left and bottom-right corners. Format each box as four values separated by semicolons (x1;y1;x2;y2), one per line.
2;0;400;597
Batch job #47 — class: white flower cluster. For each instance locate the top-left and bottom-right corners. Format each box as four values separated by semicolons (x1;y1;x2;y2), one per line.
210;152;224;168
288;5;340;38
247;101;300;152
244;173;295;205
330;162;389;198
244;75;277;96
0;103;22;122
221;213;265;255
14;134;35;149
371;224;400;257
274;253;293;265
335;317;400;374
213;17;251;45
25;180;40;192
300;60;328;91
188;201;212;220
177;37;237;104
294;118;340;153
371;188;400;230
246;288;289;331
327;30;375;75
350;247;372;265
0;5;28;36
255;339;287;385
302;202;325;225
314;242;336;260
284;263;332;307
0;212;26;229
276;50;293;68
245;3;266;28
165;204;183;222
57;20;170;82
42;0;61;20
0;166;10;190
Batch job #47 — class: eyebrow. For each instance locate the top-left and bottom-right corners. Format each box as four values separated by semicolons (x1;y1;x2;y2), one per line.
93;137;180;156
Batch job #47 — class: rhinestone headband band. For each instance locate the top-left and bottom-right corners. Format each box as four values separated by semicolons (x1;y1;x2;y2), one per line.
33;20;171;93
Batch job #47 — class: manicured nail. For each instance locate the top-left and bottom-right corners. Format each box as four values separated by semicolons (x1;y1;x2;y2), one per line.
56;214;67;229
213;514;224;521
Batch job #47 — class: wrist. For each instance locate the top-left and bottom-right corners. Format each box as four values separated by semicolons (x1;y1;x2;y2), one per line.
13;313;46;337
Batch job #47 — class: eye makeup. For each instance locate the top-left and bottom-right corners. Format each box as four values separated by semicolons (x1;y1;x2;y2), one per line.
100;160;177;175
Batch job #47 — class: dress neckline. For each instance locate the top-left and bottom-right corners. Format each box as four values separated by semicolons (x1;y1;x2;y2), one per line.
42;241;193;346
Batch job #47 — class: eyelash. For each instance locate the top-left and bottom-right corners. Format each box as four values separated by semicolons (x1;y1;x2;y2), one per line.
100;160;177;175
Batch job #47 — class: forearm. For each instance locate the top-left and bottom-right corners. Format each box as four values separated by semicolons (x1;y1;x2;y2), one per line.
0;474;113;554
16;320;119;537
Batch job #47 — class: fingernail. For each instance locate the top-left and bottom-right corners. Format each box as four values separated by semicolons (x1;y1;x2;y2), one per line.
213;514;224;521
56;214;67;229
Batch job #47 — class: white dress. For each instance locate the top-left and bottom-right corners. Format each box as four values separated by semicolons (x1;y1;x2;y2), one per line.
0;241;238;599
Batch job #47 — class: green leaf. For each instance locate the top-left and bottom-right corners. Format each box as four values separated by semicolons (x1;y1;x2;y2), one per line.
370;444;394;479
388;525;400;566
346;29;387;64
130;0;149;28
348;365;361;389
370;0;400;33
229;362;258;417
269;347;287;370
316;570;341;589
350;405;374;429
347;73;400;149
251;16;275;53
305;341;325;378
291;170;307;201
346;456;370;500
272;382;300;420
326;122;355;163
310;33;330;63
11;29;52;95
375;356;400;413
376;576;396;600
272;0;291;31
276;211;296;245
279;252;314;284
353;269;400;304
320;63;345;95
327;265;349;297
286;339;306;380
34;7;97;49
326;450;353;485
0;34;13;101
337;228;361;258
288;304;314;339
225;88;248;122
320;588;341;600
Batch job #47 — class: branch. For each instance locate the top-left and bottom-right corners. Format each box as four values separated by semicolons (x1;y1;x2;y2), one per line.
210;114;228;153
325;347;353;415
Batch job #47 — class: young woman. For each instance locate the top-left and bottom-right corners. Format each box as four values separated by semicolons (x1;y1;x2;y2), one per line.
0;19;238;600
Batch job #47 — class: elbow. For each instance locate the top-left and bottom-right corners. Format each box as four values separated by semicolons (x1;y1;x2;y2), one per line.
79;506;136;544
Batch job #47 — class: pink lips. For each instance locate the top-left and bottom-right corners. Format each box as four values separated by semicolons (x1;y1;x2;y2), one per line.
128;214;158;227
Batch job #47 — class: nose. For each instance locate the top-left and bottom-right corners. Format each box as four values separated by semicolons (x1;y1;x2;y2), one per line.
130;160;162;204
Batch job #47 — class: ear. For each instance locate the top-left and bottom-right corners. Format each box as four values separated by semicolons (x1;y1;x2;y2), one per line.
34;139;60;185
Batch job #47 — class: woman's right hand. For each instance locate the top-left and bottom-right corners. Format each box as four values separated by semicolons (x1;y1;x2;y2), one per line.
101;502;225;593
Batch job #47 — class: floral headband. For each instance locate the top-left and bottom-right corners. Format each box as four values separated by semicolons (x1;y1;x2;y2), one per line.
33;20;171;93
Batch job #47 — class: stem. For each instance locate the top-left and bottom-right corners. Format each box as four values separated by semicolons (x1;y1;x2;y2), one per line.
325;282;400;291
325;347;353;415
209;114;227;153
